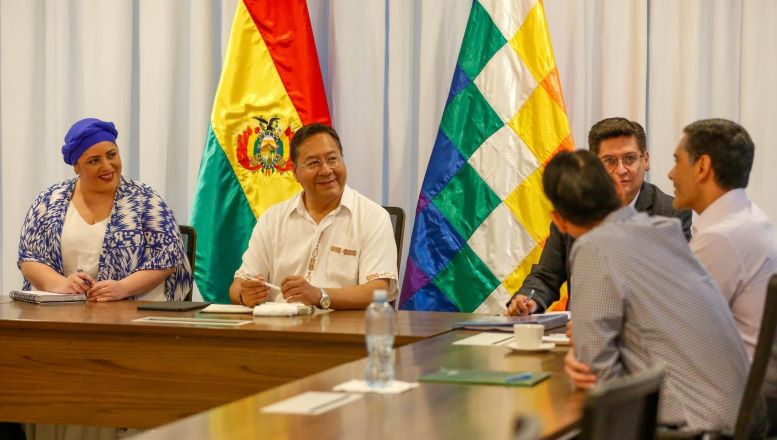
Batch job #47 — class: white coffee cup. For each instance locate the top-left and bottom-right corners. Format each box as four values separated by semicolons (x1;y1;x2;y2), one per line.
513;323;544;349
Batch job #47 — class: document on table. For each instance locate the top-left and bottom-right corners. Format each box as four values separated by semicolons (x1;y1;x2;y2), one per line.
261;392;362;415
453;332;515;346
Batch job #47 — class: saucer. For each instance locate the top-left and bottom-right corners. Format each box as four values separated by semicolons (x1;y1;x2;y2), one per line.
543;334;571;345
506;341;556;352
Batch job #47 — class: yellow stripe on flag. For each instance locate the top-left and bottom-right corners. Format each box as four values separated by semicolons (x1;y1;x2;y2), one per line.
211;2;303;217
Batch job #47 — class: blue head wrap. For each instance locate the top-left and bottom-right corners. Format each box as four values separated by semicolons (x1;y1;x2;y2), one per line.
61;118;118;165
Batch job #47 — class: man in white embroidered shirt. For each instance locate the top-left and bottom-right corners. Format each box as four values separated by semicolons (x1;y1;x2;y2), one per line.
546;150;747;431
229;123;398;309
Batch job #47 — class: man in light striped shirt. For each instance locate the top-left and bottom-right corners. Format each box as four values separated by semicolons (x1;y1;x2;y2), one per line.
544;150;748;431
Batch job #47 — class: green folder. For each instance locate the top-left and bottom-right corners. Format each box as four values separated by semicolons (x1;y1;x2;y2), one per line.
418;368;550;387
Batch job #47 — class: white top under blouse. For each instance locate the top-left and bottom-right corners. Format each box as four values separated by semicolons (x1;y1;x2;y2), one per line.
60;202;166;301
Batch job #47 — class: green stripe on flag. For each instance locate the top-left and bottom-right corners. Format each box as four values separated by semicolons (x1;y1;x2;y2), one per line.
440;82;504;158
190;126;257;303
457;1;507;80
432;162;501;240
433;244;500;312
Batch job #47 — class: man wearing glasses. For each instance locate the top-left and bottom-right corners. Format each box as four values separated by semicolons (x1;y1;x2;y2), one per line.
507;117;691;315
229;123;397;309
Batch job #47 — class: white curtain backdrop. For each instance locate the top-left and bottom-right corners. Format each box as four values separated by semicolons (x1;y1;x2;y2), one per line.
2;0;776;296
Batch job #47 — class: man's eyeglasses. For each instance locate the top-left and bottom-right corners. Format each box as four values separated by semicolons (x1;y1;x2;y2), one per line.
600;153;643;169
297;154;344;171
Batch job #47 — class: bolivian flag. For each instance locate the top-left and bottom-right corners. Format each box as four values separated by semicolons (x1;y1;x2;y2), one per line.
191;0;330;303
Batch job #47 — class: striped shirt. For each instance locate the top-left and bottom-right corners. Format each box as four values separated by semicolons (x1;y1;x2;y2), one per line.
569;207;748;431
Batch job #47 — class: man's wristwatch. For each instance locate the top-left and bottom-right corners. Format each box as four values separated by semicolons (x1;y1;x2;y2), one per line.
318;288;331;309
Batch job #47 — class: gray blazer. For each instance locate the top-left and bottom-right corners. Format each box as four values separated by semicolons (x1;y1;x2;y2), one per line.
514;181;692;312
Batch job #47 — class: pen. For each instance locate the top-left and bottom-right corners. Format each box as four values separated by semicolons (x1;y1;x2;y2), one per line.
235;271;281;292
505;372;533;383
77;269;93;287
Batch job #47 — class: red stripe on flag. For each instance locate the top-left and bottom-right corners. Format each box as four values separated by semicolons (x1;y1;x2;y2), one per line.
243;0;331;126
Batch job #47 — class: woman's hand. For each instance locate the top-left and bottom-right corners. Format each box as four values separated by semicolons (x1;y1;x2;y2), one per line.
61;272;97;294
87;280;132;302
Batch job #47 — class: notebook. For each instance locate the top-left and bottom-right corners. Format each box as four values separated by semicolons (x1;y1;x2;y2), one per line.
200;303;315;315
418;367;550;387
9;290;86;304
454;313;568;332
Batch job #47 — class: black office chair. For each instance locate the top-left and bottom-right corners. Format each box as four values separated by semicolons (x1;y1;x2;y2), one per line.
382;206;405;271
730;273;777;439
580;364;665;440
179;225;197;301
513;414;541;440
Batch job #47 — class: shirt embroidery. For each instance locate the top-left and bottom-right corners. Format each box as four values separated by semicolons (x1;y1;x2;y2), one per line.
305;233;325;282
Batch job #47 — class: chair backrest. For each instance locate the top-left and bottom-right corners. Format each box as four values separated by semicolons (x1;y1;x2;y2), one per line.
733;272;777;439
513;414;541;440
179;225;197;301
580;364;665;440
382;206;405;271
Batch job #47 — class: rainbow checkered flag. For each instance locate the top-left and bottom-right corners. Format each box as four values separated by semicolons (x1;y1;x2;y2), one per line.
399;0;573;313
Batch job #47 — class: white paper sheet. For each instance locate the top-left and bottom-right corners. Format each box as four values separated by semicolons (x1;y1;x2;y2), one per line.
452;332;515;346
261;392;362;415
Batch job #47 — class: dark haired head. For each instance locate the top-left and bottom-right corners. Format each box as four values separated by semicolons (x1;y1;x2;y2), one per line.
681;119;754;190
290;123;342;162
588;117;647;154
543;150;622;226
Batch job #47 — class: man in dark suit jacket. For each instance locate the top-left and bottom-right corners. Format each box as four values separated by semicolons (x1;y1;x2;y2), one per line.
507;118;692;315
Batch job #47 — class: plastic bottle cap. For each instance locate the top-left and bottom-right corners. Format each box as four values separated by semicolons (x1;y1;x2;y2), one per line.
373;289;388;302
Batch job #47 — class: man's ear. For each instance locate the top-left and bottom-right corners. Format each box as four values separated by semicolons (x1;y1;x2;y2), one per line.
642;150;650;172
695;154;713;183
550;211;568;234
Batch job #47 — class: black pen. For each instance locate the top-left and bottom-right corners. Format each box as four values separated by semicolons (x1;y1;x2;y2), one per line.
77;269;93;287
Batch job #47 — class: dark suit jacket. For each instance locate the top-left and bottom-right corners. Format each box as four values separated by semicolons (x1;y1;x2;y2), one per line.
515;181;692;312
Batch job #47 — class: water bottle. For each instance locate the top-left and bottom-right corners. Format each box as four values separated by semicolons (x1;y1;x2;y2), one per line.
365;289;396;388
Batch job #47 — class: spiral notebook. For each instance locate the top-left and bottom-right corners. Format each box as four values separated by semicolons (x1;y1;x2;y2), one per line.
9;290;86;304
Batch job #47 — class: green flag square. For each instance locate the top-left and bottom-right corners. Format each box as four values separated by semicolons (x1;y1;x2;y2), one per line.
458;1;508;80
433;244;501;312
432;162;501;240
440;82;505;159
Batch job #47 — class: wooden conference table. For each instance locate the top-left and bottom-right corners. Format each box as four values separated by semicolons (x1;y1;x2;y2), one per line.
0;297;471;429
131;331;584;440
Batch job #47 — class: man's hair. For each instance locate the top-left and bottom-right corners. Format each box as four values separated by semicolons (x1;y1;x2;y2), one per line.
543;150;622;226
682;118;754;190
588;117;647;154
290;123;343;162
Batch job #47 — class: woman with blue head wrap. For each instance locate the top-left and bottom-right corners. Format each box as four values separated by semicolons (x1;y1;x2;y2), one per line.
17;117;192;301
